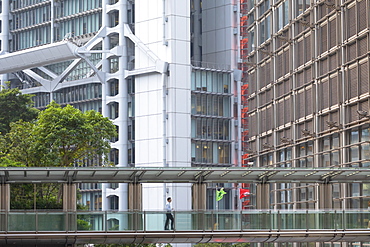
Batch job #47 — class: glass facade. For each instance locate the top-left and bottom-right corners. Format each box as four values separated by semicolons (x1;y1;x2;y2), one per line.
347;126;370;168
191;69;232;166
10;0;102;50
246;0;370;219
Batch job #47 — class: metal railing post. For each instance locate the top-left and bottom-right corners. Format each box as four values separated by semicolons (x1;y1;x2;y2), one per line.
343;210;346;230
211;210;214;231
5;210;8;232
306;210;309;231
173;210;176;231
143;211;146;232
35;211;38;233
65;211;68;232
74;211;77;232
240;210;243;231
105;211;107;232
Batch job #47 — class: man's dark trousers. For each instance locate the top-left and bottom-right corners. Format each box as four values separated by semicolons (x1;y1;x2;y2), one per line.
165;213;174;230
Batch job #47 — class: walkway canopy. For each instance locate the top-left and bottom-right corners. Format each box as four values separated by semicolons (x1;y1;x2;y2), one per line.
0;167;368;184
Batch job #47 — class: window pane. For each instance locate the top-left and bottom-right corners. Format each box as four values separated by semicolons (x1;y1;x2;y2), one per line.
361;143;370;160
362;128;370;141
350;146;359;162
351;130;359;143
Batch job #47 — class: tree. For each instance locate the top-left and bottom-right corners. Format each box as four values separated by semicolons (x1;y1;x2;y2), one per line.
2;101;117;209
0;86;38;135
6;101;117;167
4;120;38;166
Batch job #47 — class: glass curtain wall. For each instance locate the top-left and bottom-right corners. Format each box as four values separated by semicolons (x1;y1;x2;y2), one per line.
191;69;232;165
191;69;233;210
10;0;102;50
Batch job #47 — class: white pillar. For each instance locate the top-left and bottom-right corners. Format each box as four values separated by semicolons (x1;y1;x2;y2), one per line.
101;0;110;212
0;0;10;87
117;0;129;212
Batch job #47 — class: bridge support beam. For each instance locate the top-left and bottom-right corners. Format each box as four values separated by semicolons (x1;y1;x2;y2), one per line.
63;183;76;240
128;183;142;230
256;183;270;209
0;183;10;231
319;183;333;229
128;183;142;210
0;184;10;211
63;183;77;211
192;183;206;230
192;183;206;210
319;183;333;209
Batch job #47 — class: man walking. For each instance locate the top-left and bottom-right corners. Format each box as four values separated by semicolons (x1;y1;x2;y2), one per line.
164;197;174;230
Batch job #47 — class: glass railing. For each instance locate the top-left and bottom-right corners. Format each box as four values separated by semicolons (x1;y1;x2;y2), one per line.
1;210;370;232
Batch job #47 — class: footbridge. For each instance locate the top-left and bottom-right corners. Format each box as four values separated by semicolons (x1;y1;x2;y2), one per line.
0;167;369;246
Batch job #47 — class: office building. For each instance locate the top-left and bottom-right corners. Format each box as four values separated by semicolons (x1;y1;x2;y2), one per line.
1;0;370;246
0;0;243;218
245;0;370;213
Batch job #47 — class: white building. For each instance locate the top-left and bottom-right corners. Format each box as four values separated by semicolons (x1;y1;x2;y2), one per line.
0;0;242;219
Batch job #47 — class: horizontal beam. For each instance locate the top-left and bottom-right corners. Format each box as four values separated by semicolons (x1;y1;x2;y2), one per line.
1;230;370;245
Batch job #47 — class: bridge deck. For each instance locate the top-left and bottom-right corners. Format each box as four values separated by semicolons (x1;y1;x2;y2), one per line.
0;210;369;245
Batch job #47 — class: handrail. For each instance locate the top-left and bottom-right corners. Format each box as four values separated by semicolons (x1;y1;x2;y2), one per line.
1;210;370;244
2;209;370;232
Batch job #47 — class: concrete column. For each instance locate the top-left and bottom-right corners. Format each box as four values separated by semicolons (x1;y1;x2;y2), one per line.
0;183;9;231
0;184;10;211
128;183;142;230
63;183;77;232
63;184;77;211
128;183;142;210
116;0;129;213
318;183;333;229
101;0;110;212
318;183;333;209
192;183;206;230
192;183;206;210
0;0;10;52
256;183;270;209
0;0;10;88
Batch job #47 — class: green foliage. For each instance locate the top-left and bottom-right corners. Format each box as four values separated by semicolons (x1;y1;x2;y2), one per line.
0;100;117;209
10;184;63;210
0;87;38;135
0;127;25;167
77;216;92;230
3;101;117;167
32;101;117;167
4;121;38;166
10;184;89;210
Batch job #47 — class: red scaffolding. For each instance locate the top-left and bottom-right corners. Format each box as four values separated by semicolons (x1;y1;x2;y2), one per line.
239;0;250;166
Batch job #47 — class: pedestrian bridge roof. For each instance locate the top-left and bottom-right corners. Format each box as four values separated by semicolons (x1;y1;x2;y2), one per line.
0;167;368;184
